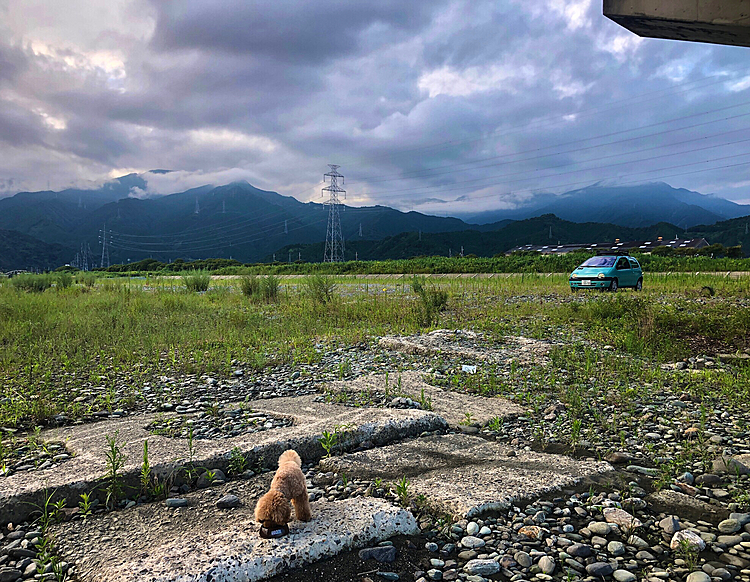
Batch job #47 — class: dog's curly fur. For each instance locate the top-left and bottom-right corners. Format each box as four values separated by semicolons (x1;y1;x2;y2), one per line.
254;450;312;525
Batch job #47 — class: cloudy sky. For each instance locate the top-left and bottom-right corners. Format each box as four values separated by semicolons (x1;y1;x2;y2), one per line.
2;0;750;212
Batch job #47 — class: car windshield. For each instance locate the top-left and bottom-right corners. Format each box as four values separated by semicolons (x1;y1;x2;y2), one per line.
580;256;616;267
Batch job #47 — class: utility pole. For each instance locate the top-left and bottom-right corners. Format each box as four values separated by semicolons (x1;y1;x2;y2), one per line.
222;200;226;214
194;198;200;215
99;225;110;269
418;230;422;241
460;246;464;258
322;164;346;262
359;223;363;237
284;219;288;234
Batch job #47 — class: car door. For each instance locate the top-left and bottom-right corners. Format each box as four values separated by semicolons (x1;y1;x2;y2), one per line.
615;257;632;286
628;258;641;285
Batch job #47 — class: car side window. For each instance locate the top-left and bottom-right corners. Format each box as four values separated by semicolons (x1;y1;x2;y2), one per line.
617;257;629;269
629;259;639;269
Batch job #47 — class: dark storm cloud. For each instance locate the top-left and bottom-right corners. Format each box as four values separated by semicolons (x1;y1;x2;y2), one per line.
0;99;46;146
149;0;446;63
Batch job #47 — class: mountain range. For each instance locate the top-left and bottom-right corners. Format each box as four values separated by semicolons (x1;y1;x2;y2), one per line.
0;174;748;270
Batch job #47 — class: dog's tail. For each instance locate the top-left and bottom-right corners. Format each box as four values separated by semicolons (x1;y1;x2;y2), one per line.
278;449;302;468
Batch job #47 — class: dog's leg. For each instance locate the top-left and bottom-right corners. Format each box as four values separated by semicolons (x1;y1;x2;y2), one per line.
292;494;312;522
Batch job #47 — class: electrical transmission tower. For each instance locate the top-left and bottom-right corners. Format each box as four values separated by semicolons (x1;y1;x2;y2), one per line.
99;224;110;269
322;164;346;262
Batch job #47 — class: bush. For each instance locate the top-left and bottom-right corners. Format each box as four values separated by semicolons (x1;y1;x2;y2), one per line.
303;274;336;304
412;275;448;326
260;275;280;302
55;272;73;289
75;272;97;287
183;271;210;292
12;273;53;292
239;275;260;297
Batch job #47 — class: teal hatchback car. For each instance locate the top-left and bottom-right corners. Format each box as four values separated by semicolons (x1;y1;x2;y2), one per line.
569;254;643;292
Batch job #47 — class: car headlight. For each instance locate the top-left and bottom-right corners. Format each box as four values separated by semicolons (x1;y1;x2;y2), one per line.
571;274;578;279
597;273;605;279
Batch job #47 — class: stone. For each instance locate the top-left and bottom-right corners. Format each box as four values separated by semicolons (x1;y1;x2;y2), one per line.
659;516;681;534
718;519;742;534
216;494;240;509
686;572;711;582
604;508;642;529
586;562;614;577
466;522;479;535
464;560;501;576
608;541;626;556
613;570;637;582
461;536;486;549
567;543;594;558
670;530;706;551
360;546;397;563
719;554;750;568
519;525;544;540
712;568;732;581
589;521;612;536
426;569;442;581
377;573;400;581
713;455;750;476
539;556;555;574
515;551;532;568
695;474;722;486
0;568;22;582
165;498;188;508
730;513;750;526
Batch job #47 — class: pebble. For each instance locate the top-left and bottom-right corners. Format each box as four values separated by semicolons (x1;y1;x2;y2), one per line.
686;572;711;582
216;494;240;509
718;519;741;534
538;556;555;574
586;562;614;577
613;570;637;582
464;560;500;576
165;498;188;508
460;536;486;549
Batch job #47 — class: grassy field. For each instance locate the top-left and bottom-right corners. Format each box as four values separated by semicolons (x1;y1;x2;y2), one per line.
1;272;749;429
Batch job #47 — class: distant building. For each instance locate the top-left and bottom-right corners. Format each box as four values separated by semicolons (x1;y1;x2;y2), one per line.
507;237;709;255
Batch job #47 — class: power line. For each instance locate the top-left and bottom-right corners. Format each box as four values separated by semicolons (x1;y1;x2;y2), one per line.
347;102;750;184
334;63;750;167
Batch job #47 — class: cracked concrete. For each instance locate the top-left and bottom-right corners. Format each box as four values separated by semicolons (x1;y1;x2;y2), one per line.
325;370;523;427
0;397;446;524
320;433;612;519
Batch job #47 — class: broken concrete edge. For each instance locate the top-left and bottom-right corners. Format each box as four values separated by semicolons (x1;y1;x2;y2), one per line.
54;498;420;582
0;413;448;526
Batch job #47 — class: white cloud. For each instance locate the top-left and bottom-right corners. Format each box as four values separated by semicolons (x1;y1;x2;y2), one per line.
418;64;535;98
188;129;278;153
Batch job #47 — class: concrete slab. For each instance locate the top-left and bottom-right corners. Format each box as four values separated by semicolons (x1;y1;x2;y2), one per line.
378;330;558;365
0;396;446;524
50;476;418;582
325;371;522;427
320;434;612;519
604;0;750;48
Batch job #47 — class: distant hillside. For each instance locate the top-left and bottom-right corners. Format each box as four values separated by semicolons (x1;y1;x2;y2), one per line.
0;177;475;264
0;229;73;271
268;214;689;262
462;183;750;228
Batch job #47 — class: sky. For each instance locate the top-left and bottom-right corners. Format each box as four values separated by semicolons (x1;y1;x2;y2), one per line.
1;0;750;212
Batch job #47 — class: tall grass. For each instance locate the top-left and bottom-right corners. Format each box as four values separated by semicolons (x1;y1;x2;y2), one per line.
182;271;211;292
1;272;749;427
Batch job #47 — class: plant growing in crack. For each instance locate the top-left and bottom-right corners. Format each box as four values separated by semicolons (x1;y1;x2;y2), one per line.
104;431;126;509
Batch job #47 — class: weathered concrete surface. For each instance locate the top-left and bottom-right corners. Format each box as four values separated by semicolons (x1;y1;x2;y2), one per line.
321;434;612;519
325;370;523;427
0;397;446;524
51;476;417;582
378;330;557;365
604;0;750;48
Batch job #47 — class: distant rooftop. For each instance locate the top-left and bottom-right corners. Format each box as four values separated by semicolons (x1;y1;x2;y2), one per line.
507;237;709;255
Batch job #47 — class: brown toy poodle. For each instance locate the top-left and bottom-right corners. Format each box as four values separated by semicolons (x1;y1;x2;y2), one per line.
254;449;312;538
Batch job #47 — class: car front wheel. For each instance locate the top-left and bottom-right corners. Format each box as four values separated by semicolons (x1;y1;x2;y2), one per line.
610;279;618;292
635;278;642;291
